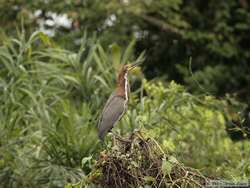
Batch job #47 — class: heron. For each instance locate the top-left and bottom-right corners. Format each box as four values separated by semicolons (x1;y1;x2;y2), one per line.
98;62;141;141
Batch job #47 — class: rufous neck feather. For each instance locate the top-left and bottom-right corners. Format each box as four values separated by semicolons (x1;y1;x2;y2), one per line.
116;71;128;98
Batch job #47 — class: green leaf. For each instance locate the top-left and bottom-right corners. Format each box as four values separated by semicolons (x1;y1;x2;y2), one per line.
38;32;53;46
161;158;173;175
82;156;92;167
131;161;139;168
122;39;136;64
63;75;80;85
144;176;155;182
110;43;121;68
94;75;110;89
64;184;73;188
169;156;178;164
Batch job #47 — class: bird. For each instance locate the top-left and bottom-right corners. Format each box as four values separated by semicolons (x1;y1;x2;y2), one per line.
98;62;141;141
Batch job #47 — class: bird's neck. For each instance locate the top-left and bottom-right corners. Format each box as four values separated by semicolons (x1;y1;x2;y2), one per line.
116;73;129;99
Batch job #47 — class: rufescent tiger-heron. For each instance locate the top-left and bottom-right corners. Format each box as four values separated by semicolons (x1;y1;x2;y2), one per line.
98;62;141;141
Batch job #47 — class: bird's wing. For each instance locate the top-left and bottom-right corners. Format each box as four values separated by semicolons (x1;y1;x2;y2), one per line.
98;95;126;141
101;91;116;113
97;92;116;128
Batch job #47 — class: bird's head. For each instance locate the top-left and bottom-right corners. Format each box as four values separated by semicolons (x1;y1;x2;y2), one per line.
117;62;142;83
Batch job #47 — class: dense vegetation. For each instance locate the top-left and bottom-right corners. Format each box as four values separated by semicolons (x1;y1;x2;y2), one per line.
1;0;250;98
0;1;249;187
0;31;249;188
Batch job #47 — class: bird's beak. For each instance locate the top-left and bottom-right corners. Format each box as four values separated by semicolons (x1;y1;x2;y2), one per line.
128;61;142;71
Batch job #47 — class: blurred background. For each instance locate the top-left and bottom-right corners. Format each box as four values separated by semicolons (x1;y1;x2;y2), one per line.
0;0;250;187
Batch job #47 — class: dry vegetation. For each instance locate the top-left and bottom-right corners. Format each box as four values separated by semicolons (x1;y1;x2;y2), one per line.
82;131;208;188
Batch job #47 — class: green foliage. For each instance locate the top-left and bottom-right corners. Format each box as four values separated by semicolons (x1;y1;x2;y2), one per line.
0;31;109;187
134;80;250;179
0;31;143;188
0;31;249;188
1;0;249;103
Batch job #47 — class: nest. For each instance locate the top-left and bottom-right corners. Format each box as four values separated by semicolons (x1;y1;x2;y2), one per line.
87;131;208;188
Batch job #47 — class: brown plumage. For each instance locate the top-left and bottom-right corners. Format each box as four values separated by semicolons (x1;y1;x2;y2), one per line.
98;63;140;141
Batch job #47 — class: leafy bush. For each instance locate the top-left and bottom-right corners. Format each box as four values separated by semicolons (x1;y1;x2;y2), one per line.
132;81;250;179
